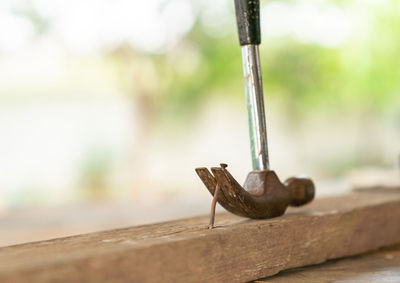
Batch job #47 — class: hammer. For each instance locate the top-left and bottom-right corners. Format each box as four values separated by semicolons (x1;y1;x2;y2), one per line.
196;0;315;228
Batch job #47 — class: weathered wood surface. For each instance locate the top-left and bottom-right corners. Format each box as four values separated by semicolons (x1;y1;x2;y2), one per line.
0;198;211;247
1;191;400;283
257;244;400;282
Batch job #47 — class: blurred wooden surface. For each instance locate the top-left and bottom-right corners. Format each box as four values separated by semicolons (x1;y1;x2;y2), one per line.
1;190;400;282
257;244;400;282
0;197;215;247
0;182;353;247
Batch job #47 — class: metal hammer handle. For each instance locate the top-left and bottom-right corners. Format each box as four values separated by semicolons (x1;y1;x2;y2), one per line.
234;0;269;170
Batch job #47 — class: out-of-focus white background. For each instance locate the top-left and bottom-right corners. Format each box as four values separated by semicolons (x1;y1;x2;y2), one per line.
1;0;399;246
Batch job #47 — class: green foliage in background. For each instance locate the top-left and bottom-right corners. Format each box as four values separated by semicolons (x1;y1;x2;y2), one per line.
118;0;400;122
2;0;399;202
14;0;400;119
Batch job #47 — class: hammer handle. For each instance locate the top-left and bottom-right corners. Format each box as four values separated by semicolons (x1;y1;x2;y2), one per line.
234;0;261;46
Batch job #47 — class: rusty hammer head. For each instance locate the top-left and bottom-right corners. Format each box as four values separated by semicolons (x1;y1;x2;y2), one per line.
196;164;314;219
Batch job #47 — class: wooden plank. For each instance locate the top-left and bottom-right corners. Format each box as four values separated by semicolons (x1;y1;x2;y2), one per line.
1;191;400;283
256;244;400;282
0;199;210;247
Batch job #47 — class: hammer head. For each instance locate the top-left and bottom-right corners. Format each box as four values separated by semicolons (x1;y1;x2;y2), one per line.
195;164;315;219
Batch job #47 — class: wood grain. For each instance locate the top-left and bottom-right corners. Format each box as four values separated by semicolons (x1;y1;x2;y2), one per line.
257;244;400;282
1;191;400;283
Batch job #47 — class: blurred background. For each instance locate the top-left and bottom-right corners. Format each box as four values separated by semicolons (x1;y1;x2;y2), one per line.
1;0;399;246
